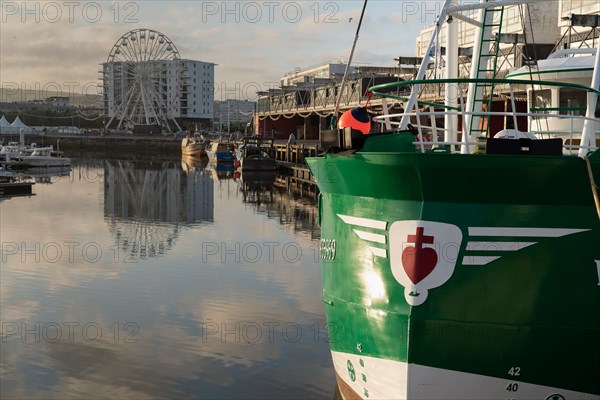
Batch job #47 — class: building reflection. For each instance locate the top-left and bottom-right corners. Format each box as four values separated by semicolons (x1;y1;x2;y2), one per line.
103;159;215;258
240;171;320;239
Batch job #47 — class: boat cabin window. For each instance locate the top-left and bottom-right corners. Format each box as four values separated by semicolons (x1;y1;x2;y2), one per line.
529;89;551;119
559;88;587;116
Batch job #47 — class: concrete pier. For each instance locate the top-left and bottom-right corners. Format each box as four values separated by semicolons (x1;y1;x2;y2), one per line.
1;133;181;154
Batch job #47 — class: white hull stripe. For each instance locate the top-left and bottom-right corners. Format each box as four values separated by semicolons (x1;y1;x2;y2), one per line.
338;214;387;230
466;241;536;251
462;256;502;265
331;350;599;400
368;246;387;258
468;227;590;237
353;229;386;244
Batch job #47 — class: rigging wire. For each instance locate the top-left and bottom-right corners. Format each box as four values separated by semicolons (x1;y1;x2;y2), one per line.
332;0;369;127
519;3;549;135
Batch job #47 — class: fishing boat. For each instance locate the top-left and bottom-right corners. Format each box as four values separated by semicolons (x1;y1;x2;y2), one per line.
235;136;277;171
305;1;600;399
181;133;207;158
206;140;235;163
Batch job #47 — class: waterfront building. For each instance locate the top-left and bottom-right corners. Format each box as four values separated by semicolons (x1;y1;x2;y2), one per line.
214;99;255;133
414;1;599;82
280;62;357;86
102;59;215;131
255;1;600;139
255;63;410;139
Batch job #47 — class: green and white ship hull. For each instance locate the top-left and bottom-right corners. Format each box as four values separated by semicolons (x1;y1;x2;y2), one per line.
306;135;600;399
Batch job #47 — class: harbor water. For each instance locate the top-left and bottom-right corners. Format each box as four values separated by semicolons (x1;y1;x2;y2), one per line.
0;156;335;399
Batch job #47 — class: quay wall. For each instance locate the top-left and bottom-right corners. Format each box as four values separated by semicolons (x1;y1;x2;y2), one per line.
1;133;181;156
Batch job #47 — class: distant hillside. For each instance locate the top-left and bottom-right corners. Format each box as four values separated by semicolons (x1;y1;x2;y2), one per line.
0;88;103;108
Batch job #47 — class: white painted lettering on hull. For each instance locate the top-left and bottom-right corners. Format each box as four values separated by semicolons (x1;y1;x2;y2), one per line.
331;351;598;400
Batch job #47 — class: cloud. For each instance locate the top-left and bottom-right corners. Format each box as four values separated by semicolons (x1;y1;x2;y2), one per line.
1;1;419;97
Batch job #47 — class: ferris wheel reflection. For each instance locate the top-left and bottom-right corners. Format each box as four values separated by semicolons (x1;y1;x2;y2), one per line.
103;159;214;259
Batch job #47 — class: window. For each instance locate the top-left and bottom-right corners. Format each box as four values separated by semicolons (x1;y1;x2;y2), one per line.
559;88;588;116
529;89;551;119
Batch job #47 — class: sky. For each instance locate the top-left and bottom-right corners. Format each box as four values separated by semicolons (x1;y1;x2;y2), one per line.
0;1;445;103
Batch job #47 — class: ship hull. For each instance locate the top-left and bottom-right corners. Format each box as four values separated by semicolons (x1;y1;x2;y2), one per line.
306;143;600;399
332;351;596;399
181;144;206;158
239;157;277;171
181;147;205;158
206;151;235;163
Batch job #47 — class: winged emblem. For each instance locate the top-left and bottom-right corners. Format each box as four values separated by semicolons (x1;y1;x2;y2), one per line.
338;214;589;305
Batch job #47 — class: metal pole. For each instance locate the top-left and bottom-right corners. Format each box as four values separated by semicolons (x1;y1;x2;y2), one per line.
445;1;459;149
400;0;452;130
579;46;600;157
333;0;369;122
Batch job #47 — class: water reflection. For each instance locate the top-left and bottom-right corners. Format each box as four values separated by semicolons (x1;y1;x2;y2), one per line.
103;159;215;259
181;155;207;174
206;161;235;181
104;159;214;225
239;172;320;239
1;155;333;399
0;166;71;184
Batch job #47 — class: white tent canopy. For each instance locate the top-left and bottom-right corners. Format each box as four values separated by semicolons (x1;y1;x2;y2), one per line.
10;116;31;131
0;115;13;133
0;116;33;133
0;115;11;128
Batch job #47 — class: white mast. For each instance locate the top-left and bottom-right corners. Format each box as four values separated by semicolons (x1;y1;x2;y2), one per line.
579;45;600;157
399;0;452;130
445;0;459;147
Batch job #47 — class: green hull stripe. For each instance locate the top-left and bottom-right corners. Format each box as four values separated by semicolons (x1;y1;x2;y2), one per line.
506;67;594;79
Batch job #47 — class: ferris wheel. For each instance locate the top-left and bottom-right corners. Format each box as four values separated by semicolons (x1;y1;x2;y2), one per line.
104;28;184;132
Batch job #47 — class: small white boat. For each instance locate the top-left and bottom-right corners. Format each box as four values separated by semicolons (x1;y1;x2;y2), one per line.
0;142;71;168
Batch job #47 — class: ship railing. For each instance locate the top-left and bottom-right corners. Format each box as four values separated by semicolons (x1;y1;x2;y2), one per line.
374;109;600;155
369;77;600;155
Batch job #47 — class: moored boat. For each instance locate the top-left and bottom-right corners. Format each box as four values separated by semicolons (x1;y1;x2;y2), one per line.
206;140;235;163
0;142;71;168
181;133;207;158
306;1;600;399
0;176;34;196
235;136;277;171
